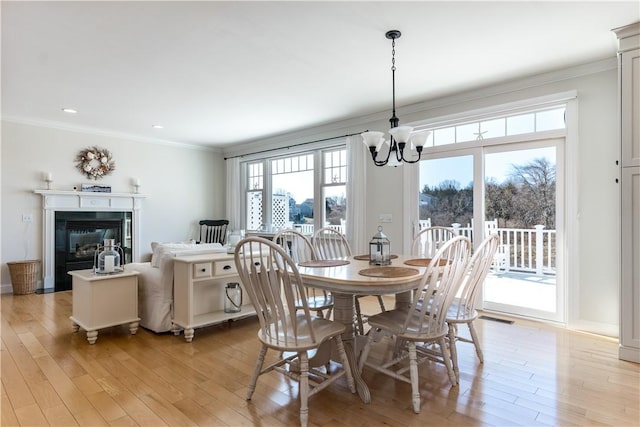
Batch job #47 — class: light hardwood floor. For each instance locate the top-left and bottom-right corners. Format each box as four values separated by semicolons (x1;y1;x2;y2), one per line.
2;291;639;426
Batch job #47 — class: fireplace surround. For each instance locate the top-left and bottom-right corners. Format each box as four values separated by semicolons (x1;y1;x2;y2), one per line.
34;190;145;292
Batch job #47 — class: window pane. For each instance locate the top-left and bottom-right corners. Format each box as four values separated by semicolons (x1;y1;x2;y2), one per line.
323;185;346;231
419;155;474;227
433;127;455;146
456;123;479;143
248;162;263;190
247;192;263;230
536;108;566;131
507;114;535;135
323;149;347;184
272;169;314;229
480;118;505;139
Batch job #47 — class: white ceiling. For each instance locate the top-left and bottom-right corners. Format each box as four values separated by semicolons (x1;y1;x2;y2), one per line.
2;1;638;148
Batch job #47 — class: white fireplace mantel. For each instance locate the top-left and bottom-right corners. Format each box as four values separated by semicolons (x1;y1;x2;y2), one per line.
34;190;146;290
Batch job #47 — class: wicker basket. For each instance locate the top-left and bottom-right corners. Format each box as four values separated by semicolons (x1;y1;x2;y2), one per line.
7;260;41;295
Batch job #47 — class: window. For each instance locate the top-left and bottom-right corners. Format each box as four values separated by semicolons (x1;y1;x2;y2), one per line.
419;106;566;148
243;147;347;235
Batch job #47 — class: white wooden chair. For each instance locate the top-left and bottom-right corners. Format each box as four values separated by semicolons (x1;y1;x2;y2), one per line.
273;229;334;318
446;233;499;382
234;237;355;427
312;227;386;335
411;226;457;258
358;236;471;413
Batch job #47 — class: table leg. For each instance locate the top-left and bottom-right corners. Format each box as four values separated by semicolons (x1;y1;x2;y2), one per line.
184;328;195;343
86;330;98;344
332;292;371;403
129;321;139;335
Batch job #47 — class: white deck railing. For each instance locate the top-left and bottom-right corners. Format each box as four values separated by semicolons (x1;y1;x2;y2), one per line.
267;219;556;276
419;220;556;276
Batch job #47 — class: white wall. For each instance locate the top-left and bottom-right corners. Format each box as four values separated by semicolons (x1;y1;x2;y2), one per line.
1;121;226;290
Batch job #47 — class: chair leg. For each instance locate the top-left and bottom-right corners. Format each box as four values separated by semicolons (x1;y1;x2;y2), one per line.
447;323;460;384
376;295;386;312
247;345;268;400
354;297;365;335
407;342;421;414
357;331;376;374
468;321;484;363
439;336;458;386
299;351;309;427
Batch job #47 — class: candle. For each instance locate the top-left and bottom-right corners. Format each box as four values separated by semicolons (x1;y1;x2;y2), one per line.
104;255;115;273
134;178;140;186
45;172;52;181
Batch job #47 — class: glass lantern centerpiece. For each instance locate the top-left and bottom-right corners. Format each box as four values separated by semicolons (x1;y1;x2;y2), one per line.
226;229;245;254
369;226;391;265
94;239;125;275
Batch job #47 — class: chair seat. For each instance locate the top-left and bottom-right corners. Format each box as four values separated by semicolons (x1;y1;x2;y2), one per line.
367;309;449;341
446;301;478;322
298;294;334;311
259;313;346;352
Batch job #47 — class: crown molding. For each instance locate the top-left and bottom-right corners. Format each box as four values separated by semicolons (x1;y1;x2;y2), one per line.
1;115;221;153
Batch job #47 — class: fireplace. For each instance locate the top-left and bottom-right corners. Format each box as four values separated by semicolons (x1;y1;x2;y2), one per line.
54;211;132;291
35;190;145;292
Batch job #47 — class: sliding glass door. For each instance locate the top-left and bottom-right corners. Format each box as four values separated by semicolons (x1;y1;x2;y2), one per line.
481;140;564;322
417;138;565;322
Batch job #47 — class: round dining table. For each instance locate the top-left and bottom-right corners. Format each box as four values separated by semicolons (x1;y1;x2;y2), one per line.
297;254;429;403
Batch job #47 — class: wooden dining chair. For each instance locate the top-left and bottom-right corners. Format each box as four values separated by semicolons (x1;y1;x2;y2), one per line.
411;225;457;258
312;226;386;335
234;237;355;427
273;229;334;319
198;219;229;244
445;233;499;382
358;235;471;413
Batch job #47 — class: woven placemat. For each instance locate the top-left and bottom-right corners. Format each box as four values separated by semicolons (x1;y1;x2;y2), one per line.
298;259;350;267
403;258;450;267
358;266;419;278
353;254;398;261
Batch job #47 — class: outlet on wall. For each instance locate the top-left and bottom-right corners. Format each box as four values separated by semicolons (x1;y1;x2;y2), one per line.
22;214;33;223
379;213;392;223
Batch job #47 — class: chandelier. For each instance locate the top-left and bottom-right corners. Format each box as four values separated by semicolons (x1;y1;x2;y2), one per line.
361;30;430;167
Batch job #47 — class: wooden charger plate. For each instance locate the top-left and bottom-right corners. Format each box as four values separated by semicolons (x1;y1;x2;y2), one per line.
353;254;398;261
358;266;419;278
298;259;350;267
404;258;450;267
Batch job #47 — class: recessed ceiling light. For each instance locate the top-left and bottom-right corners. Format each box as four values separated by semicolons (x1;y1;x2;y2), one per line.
62;108;77;114
152;124;164;129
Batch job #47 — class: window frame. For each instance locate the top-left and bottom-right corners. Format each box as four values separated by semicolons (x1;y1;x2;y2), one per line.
240;144;347;234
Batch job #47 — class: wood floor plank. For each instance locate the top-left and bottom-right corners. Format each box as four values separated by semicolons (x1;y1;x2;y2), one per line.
2;291;639;426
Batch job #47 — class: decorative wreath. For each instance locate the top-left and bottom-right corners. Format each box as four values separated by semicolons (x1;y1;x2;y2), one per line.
75;146;116;180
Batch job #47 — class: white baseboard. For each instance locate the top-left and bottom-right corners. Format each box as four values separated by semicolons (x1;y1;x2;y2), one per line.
1;283;15;294
619;346;640;363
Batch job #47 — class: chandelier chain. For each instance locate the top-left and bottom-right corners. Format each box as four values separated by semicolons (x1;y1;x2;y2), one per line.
391;38;396;72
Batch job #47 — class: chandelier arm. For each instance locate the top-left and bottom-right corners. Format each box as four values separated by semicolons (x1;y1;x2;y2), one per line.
370;143;393;166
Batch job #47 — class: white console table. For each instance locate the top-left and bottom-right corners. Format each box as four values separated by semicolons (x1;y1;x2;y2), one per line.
172;253;255;342
68;269;140;344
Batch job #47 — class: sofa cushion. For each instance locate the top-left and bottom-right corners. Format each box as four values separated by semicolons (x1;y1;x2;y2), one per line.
150;242;225;267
